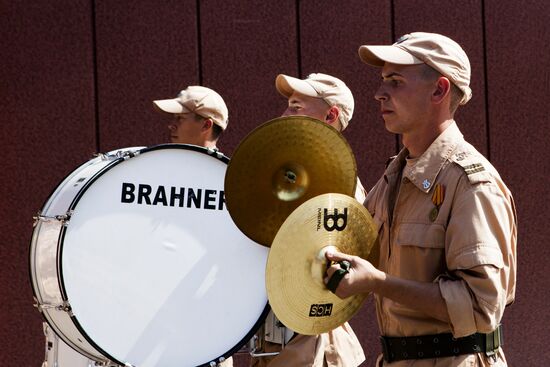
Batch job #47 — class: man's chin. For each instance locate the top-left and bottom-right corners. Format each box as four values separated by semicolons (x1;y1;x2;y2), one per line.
382;119;401;134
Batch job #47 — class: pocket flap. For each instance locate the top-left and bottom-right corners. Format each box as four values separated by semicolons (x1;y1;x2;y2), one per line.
396;222;445;248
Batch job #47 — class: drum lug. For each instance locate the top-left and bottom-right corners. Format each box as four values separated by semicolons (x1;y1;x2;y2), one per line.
34;298;73;315
33;211;73;227
94;149;140;161
118;149;140;160
93;152;109;161
206;147;223;159
121;151;139;161
205;356;230;367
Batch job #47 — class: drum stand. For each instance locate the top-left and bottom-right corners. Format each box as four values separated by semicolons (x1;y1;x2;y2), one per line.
247;312;293;358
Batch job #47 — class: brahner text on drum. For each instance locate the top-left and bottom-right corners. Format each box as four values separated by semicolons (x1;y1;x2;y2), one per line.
121;182;225;210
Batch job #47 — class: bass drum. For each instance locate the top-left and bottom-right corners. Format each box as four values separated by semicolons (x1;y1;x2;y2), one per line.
30;144;269;367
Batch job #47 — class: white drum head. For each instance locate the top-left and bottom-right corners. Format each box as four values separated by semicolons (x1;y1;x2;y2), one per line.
60;145;269;367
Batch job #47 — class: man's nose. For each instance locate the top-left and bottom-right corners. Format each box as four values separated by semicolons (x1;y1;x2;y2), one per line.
374;85;387;102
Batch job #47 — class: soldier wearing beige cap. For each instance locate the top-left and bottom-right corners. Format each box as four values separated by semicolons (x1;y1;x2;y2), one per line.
325;32;517;366
276;72;367;203
276;73;354;131
154;85;233;367
153;85;228;149
249;73;366;367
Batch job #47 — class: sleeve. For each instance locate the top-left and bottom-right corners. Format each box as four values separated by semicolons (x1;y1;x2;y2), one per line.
438;175;516;337
364;179;385;268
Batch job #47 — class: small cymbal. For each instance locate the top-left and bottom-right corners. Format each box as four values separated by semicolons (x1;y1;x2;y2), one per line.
224;116;357;246
266;193;377;335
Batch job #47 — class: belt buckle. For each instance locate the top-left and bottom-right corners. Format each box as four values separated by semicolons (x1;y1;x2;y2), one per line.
484;325;501;358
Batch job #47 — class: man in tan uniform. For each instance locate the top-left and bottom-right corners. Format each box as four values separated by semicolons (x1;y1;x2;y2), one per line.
154;85;234;367
40;86;231;367
250;73;366;367
325;33;517;366
154;85;228;148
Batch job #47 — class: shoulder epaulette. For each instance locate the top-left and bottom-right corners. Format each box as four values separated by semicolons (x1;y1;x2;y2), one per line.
451;151;492;185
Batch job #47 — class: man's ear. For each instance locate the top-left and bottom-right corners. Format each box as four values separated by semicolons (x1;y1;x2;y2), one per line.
432;77;451;104
325;106;340;125
202;118;214;132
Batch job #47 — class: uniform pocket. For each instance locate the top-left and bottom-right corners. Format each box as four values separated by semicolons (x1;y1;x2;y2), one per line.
396;222;445;249
391;223;446;282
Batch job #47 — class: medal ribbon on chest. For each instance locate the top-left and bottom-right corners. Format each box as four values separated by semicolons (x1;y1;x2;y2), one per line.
429;184;445;222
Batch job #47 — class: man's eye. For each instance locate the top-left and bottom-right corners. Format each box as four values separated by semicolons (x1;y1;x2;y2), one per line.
383;79;400;86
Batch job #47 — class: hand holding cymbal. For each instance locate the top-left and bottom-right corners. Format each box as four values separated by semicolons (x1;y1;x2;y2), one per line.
266;193;378;335
324;249;381;299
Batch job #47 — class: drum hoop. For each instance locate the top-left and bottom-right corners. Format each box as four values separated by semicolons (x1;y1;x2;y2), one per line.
28;153;111;306
28;147;147;362
143;143;230;163
51;143;267;366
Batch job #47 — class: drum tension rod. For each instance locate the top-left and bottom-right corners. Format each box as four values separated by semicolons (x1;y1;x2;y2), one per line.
116;149;140;160
208;357;227;367
93;152;109;160
93;149;141;161
120;150;139;160
206;147;224;159
33;298;73;315
33;211;73;227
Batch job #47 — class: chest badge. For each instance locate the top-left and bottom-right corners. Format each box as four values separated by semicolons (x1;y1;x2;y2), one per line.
422;179;431;190
429;184;445;222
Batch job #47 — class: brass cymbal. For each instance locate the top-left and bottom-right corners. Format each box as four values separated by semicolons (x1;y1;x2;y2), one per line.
224;116;357;246
266;193;377;335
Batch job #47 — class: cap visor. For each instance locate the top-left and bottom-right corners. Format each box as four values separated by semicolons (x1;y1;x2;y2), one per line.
152;99;189;114
275;74;319;98
358;45;422;66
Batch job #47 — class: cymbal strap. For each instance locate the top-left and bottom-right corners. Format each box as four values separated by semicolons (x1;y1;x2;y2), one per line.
326;260;350;293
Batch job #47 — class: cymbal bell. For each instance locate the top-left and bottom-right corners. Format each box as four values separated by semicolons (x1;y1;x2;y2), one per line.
266;193;377;335
224;116;357;246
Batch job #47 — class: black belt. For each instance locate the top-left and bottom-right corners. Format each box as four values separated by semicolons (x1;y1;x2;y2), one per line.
380;325;503;363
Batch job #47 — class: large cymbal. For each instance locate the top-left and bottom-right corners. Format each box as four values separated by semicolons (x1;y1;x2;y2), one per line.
224;116;357;246
266;193;377;335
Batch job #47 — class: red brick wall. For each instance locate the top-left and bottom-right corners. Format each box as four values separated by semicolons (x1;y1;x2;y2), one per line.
1;1;547;365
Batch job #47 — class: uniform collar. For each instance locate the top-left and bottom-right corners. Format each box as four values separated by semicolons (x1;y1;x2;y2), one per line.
386;121;464;193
